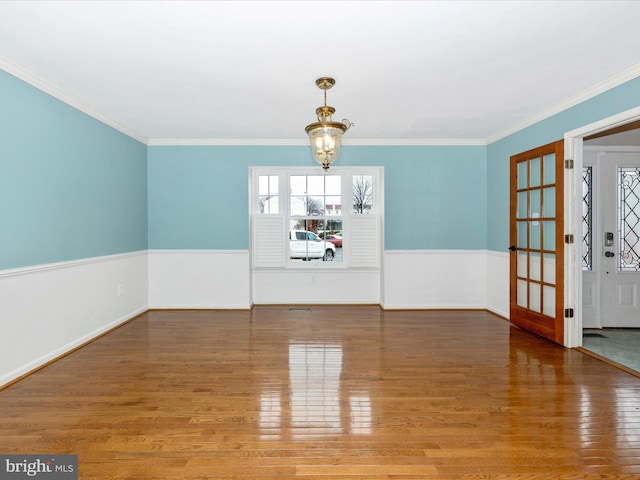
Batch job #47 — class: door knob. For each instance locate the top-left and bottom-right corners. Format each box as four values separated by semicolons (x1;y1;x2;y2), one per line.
508;245;516;252
605;251;615;257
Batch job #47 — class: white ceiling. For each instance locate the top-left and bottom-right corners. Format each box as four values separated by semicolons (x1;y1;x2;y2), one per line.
1;0;640;144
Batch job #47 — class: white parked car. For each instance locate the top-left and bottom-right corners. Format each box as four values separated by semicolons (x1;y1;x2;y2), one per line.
289;230;336;261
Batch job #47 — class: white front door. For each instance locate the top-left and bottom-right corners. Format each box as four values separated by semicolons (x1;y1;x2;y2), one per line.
598;151;640;327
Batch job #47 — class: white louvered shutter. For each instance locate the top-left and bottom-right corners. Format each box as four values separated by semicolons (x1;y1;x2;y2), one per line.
253;216;285;267
348;216;379;267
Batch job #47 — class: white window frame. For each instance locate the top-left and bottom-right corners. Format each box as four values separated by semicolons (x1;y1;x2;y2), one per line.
250;166;383;270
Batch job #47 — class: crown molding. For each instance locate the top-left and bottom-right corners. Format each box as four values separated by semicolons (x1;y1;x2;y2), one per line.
147;138;487;147
0;57;148;145
147;138;308;146
4;52;639;149
486;62;640;145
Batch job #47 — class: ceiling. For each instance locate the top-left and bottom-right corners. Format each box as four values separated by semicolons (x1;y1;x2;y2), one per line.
1;0;640;144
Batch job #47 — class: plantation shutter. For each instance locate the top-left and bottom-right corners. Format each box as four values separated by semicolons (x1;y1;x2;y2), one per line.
253;216;285;268
348;216;380;267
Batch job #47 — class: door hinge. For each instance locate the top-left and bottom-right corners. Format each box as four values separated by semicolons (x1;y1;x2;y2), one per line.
564;234;574;244
564;308;574;318
565;159;574;169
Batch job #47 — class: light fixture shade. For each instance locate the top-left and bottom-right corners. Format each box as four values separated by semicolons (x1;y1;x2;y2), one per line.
305;122;348;170
304;77;352;170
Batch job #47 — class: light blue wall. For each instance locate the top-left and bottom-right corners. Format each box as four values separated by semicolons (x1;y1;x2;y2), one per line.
7;61;639;265
342;146;487;250
148;144;487;251
0;69;147;270
487;76;640;252
148;146;310;250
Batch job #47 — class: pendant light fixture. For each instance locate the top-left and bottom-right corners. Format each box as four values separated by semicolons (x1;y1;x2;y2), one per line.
304;77;353;170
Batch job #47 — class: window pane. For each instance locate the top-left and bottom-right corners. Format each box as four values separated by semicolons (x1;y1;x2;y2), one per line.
517;251;527;278
619;167;640;271
582;167;593;271
307;175;325;195
289;219;341;263
353;175;373;214
308;196;325;216
530;252;540;281
543;285;555;317
326;196;341;215
517;191;527;219
258;175;279;214
530;156;541;187
530;282;541;313
517;161;528;189
324;219;342;237
325;175;341;195
290;176;307;195
517;279;527;307
259;175;278;195
259;195;279;214
517;221;527;248
259;176;269;195
543;220;555;251
543;153;555;185
542;187;555;218
543;253;556;285
291;196;306;216
530;189;540;218
530;220;540;250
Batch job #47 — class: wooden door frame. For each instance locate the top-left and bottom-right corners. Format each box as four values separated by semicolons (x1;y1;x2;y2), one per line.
564;105;640;347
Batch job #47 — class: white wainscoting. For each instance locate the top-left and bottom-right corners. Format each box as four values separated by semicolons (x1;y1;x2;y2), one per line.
0;251;148;387
148;250;251;309
252;268;381;304
486;250;510;318
383;250;491;310
1;248;512;387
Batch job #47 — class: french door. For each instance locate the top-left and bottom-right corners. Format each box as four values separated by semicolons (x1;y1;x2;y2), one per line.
510;140;565;344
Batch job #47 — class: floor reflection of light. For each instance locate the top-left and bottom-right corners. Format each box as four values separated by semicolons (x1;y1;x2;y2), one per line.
289;343;343;439
350;393;372;434
259;390;282;440
613;386;640;448
258;342;374;440
578;384;640;454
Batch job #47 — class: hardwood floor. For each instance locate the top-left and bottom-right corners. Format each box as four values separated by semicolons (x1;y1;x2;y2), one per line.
1;306;640;479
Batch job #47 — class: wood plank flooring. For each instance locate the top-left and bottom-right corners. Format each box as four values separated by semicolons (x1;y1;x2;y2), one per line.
1;306;640;479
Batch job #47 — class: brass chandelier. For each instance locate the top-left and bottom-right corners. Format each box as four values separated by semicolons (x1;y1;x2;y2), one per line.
304;77;352;170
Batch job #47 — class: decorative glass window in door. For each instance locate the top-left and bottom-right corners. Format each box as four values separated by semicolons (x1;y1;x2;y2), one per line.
582;167;593;271
619;167;640;271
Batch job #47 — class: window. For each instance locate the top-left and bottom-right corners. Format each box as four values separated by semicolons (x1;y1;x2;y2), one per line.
290;174;342;263
251;167;382;269
258;175;279;214
582;166;593;271
352;175;373;214
619;167;640;271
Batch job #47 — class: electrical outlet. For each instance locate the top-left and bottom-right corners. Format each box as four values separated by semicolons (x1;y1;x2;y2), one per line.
117;284;124;296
